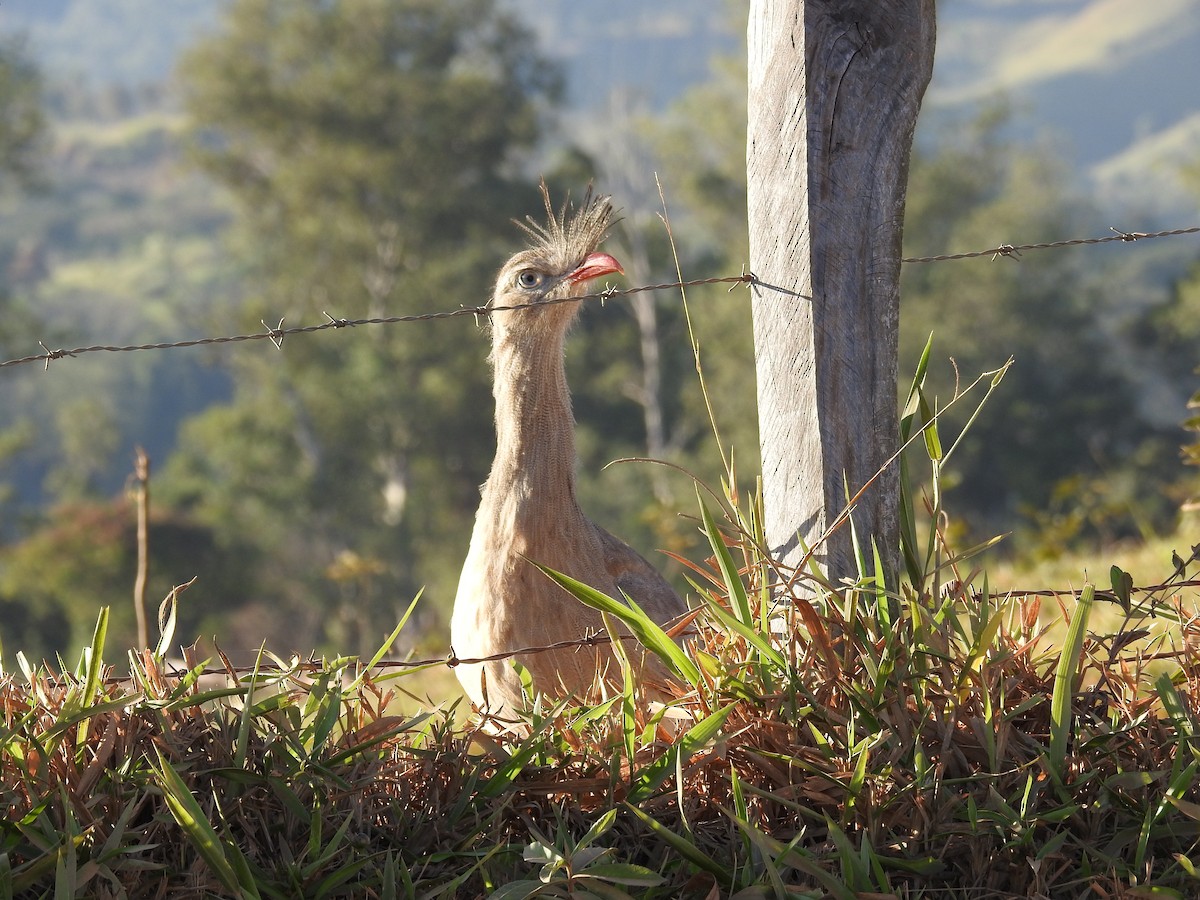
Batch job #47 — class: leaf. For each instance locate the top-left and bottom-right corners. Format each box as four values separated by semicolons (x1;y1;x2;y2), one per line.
575;808;617;853
151;750;261;898
82;607;109;707
917;389;942;462
628;704;734;802
1168;796;1200;822
901;333;935;432
577;863;665;887
697;493;753;626
1157;672;1197;741
1049;584;1093;778
1109;566;1133;613
534;564;700;686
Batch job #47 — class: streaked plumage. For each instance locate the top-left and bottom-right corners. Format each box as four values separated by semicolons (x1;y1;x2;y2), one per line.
451;185;686;720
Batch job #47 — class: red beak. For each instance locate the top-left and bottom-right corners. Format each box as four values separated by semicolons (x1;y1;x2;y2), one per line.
566;252;624;285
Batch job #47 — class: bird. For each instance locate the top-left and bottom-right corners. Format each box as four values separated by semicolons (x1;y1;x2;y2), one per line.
451;184;687;721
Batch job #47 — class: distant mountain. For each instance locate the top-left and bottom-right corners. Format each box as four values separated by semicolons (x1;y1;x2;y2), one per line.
0;0;737;109
2;0;1197;215
0;0;220;88
931;0;1200;216
507;0;738;109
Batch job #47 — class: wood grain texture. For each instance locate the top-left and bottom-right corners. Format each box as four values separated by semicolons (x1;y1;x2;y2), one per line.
747;0;935;584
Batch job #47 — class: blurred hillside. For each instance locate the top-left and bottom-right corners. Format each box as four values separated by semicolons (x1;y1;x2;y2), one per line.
931;0;1200;217
2;0;1197;215
2;1;1200;204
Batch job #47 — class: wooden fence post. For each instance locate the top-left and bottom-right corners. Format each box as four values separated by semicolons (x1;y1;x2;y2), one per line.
747;0;936;588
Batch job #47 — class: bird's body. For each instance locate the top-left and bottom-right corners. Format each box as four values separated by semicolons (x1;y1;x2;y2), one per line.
451;186;685;719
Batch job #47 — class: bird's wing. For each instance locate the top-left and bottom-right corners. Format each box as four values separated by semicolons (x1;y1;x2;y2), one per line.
593;524;686;623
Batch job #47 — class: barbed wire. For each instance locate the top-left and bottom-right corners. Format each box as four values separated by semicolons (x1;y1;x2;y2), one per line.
70;576;1198;689
0;275;752;372
900;225;1200;263
2;223;1198;374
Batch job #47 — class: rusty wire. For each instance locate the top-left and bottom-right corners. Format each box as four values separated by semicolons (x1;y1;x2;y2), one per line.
900;225;1200;263
77;576;1200;687
2;222;1197;373
0;275;753;371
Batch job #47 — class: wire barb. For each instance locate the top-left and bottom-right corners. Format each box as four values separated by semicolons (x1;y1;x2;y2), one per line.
37;341;74;371
730;266;755;291
262;318;287;350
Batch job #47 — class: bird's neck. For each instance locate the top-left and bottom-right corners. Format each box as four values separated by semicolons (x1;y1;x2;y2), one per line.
485;325;582;522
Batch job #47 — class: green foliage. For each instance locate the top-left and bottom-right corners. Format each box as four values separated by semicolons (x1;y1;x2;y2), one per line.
176;0;560;299
0;500;258;662
158;0;565;650
493;809;666;899
901;108;1183;543
0;37;47;193
0;37;48;370
1148;162;1200;512
0;94;241;547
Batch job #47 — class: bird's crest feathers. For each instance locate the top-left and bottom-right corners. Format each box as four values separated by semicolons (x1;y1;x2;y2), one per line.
514;180;615;273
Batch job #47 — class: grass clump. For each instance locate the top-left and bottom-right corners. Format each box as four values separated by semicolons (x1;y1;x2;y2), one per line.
4;350;1200;897
4;504;1200;897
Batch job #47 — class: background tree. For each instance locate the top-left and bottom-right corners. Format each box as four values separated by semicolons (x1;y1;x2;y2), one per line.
0;38;46;527
0;500;259;662
1141;158;1200;518
0;37;46;195
161;0;562;654
634;56;1191;559
901;109;1186;549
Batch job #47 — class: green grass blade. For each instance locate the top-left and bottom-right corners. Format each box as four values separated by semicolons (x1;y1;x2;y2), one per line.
533;563;700;686
154;588;179;660
43;695;142;743
478;697;573;798
575;808;617;852
1050;584;1094;777
917;389;943;462
347;589;423;693
152;750;261;898
235;645;267;770
702;597;787;670
727;812;855;900
304;675;344;760
901;333;935;427
628;703;734;802
82;606;109;706
698;493;753;626
621;802;727;880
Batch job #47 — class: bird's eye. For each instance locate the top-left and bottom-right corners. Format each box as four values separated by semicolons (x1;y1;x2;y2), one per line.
517;270;544;290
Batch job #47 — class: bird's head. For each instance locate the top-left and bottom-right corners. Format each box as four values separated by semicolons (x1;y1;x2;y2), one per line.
488;183;623;338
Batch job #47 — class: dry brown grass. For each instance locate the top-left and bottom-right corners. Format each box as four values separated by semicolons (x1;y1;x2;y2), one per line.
4;517;1200;898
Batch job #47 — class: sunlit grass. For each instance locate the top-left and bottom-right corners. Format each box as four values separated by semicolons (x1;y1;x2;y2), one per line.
4;351;1200;896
